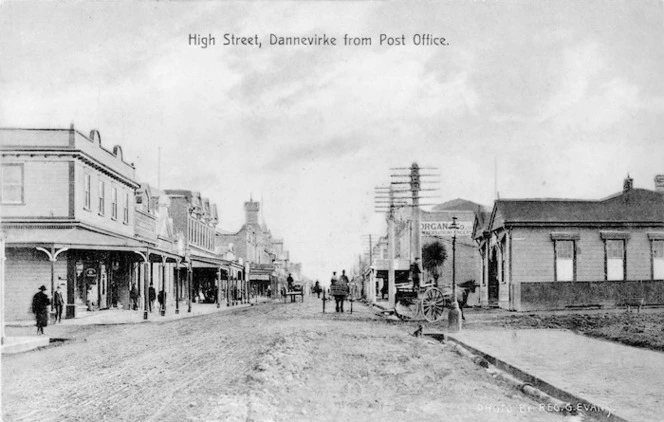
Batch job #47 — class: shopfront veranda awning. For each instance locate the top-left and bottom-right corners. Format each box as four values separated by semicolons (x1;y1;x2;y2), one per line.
3;226;147;250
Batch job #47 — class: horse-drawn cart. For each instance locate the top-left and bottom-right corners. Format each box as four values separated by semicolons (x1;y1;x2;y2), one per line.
394;280;478;322
283;283;304;303
394;282;449;322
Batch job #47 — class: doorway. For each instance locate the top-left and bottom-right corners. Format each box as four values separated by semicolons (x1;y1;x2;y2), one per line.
488;248;499;305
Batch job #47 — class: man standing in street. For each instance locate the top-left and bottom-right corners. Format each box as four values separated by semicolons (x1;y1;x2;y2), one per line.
53;285;65;323
332;270;350;312
287;273;295;302
410;257;422;292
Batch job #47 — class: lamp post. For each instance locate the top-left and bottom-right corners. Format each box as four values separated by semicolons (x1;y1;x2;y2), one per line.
175;260;180;315
448;216;462;332
184;249;192;313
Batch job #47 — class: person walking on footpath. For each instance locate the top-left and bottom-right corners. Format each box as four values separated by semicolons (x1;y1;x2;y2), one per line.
130;283;139;310
331;270;349;312
148;282;156;312
53;285;65;323
410;257;422;292
158;289;166;311
31;285;51;335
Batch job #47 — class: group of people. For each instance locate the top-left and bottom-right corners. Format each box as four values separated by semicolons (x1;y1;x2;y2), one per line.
129;282;168;312
329;270;350;312
31;284;65;335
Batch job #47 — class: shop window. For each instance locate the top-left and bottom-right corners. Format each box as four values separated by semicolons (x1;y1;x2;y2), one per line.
555;240;575;281
84;173;91;210
98;180;105;215
653;240;664;280
111;187;118;220
1;164;24;204
606;239;625;281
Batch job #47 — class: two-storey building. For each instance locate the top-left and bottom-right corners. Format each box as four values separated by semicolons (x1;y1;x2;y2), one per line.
163;189;244;306
217;198;291;296
1;126;144;320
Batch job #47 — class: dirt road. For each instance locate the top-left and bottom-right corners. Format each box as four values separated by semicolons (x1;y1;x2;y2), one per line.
3;299;569;421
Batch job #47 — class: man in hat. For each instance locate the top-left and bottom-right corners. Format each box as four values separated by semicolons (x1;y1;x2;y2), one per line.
148;282;156;312
31;285;51;335
53;285;65;323
332;270;350;312
286;273;295;302
411;257;422;292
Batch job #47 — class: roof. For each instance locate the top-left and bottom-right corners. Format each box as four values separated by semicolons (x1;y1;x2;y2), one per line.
493;189;664;226
472;209;493;239
432;198;490;212
3;226;147;250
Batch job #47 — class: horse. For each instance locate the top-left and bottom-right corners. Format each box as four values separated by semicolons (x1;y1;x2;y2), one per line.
446;280;478;321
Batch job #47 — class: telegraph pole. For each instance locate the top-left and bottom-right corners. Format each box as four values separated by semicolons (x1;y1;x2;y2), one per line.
390;163;439;266
360;234;376;266
375;185;399;310
411;163;422;261
375;164;439;312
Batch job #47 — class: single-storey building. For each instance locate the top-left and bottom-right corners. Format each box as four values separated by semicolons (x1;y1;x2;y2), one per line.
475;176;664;311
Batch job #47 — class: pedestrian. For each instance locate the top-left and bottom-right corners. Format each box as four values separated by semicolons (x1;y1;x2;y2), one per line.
331;270;349;312
314;280;321;298
53;285;65;323
287;273;295;302
329;271;338;302
31;285;51;335
130;283;138;310
148;282;156;312
158;289;166;310
411;257;422;292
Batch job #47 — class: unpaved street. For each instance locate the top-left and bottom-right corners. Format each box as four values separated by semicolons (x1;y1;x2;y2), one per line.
3;299;569;421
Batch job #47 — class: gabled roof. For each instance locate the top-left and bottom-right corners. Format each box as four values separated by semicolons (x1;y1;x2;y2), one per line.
472;207;493;239
492;189;664;227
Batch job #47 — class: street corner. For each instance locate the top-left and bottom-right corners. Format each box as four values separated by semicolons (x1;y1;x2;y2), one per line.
1;336;50;355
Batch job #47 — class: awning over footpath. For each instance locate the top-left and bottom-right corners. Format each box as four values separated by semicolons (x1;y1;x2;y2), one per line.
189;252;234;269
3;226;147;251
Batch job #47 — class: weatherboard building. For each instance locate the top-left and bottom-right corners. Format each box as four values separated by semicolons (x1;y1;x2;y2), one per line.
474;176;664;311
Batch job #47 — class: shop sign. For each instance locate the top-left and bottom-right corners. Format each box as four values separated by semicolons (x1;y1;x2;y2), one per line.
421;221;473;237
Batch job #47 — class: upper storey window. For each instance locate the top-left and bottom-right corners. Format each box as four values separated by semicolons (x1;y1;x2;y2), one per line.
98;180;105;216
1;164;24;204
84;173;91;210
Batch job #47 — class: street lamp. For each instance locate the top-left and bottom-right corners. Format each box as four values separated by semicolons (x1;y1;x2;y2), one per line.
450;216;458;299
448;216;462;332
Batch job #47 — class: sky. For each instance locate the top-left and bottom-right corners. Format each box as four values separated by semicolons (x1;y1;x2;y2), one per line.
1;0;663;281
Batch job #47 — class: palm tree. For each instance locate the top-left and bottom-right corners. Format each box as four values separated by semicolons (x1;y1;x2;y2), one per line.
422;241;447;286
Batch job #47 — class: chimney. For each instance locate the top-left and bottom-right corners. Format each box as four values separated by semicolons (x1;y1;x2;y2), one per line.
244;199;260;225
623;174;633;193
655;175;664;194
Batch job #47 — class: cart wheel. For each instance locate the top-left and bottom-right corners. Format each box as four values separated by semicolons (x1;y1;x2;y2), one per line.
421;287;446;322
394;297;420;320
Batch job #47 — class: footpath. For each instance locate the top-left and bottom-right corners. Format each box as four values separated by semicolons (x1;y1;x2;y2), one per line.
2;298;266;355
369;298;663;422
447;329;664;422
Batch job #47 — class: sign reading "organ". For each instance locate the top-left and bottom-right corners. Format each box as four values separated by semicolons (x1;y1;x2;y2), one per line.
421;221;473;237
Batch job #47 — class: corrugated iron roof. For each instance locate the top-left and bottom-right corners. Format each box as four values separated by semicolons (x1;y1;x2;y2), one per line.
495;189;664;225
